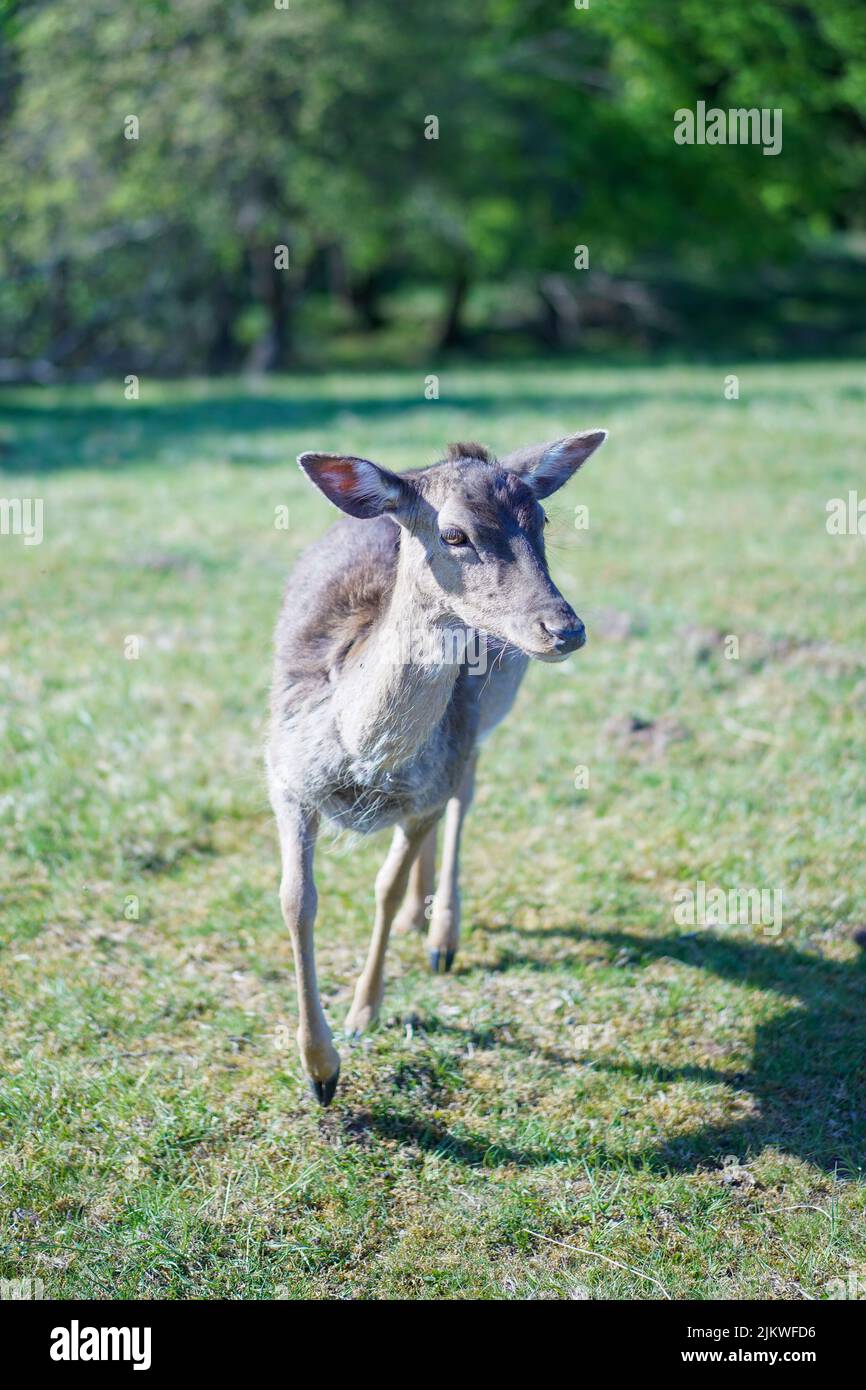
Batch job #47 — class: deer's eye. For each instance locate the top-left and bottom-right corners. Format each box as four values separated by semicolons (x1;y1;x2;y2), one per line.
440;526;468;547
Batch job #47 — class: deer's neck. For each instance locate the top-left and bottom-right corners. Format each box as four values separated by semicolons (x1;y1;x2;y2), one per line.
332;541;461;772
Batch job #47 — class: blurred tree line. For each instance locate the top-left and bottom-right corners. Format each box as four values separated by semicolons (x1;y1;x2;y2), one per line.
1;0;866;377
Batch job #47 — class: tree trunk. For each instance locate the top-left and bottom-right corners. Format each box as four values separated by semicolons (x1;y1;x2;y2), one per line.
536;274;580;350
327;247;388;332
348;271;387;331
536;282;563;349
436;266;470;350
246;245;292;372
50;256;71;343
207;279;243;373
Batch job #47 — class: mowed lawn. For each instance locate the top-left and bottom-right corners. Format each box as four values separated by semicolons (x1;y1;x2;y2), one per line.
1;361;865;1300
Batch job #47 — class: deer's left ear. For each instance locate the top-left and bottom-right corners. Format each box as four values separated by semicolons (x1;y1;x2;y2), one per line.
501;429;607;499
298;452;415;521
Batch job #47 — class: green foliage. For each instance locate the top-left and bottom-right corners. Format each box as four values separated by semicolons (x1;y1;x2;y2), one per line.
1;2;866;367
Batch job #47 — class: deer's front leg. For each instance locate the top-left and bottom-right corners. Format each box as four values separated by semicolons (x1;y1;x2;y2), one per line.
427;752;477;973
346;818;437;1036
273;798;341;1105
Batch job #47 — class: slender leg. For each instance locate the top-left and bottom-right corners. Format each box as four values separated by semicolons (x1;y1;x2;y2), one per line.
392;822;438;935
345;818;437;1036
272;796;341;1105
427;752;477;973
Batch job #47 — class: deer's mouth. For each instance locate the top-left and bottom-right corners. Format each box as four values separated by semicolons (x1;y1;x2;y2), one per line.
531;645;578;663
518;618;587;662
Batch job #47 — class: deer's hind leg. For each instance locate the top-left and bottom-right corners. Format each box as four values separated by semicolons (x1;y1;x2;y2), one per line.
346;816;438;1037
392;823;438;936
427;751;477;974
272;795;341;1105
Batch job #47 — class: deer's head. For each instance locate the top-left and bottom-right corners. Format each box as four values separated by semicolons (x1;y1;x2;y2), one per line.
298;430;607;662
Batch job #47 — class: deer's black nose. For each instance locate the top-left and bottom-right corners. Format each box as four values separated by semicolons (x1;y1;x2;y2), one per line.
541;619;586;654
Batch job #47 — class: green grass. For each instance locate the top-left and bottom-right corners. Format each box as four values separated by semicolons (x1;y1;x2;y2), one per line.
1;360;865;1300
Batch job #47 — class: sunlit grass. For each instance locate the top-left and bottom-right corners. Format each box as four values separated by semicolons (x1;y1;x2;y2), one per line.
1;359;865;1298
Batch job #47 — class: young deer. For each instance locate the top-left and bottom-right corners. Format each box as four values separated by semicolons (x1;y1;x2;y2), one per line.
267;430;607;1103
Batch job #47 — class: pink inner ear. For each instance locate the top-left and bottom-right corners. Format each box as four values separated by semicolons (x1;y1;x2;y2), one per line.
299;451;404;519
317;459;362;497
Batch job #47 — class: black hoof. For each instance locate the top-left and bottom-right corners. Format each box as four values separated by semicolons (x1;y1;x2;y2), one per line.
429;948;455;974
309;1065;340;1107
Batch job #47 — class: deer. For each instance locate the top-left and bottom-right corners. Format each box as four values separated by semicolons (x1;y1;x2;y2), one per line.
266;429;607;1104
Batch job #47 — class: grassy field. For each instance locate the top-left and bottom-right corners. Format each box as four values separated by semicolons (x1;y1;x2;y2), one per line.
1;360;865;1300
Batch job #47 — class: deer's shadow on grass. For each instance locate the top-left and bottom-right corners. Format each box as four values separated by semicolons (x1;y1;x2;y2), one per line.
338;1108;571;1168
497;926;866;1178
329;930;866;1176
332;1052;571;1167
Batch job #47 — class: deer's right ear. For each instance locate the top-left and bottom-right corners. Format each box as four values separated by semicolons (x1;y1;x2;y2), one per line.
501;429;607;499
298;453;413;520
